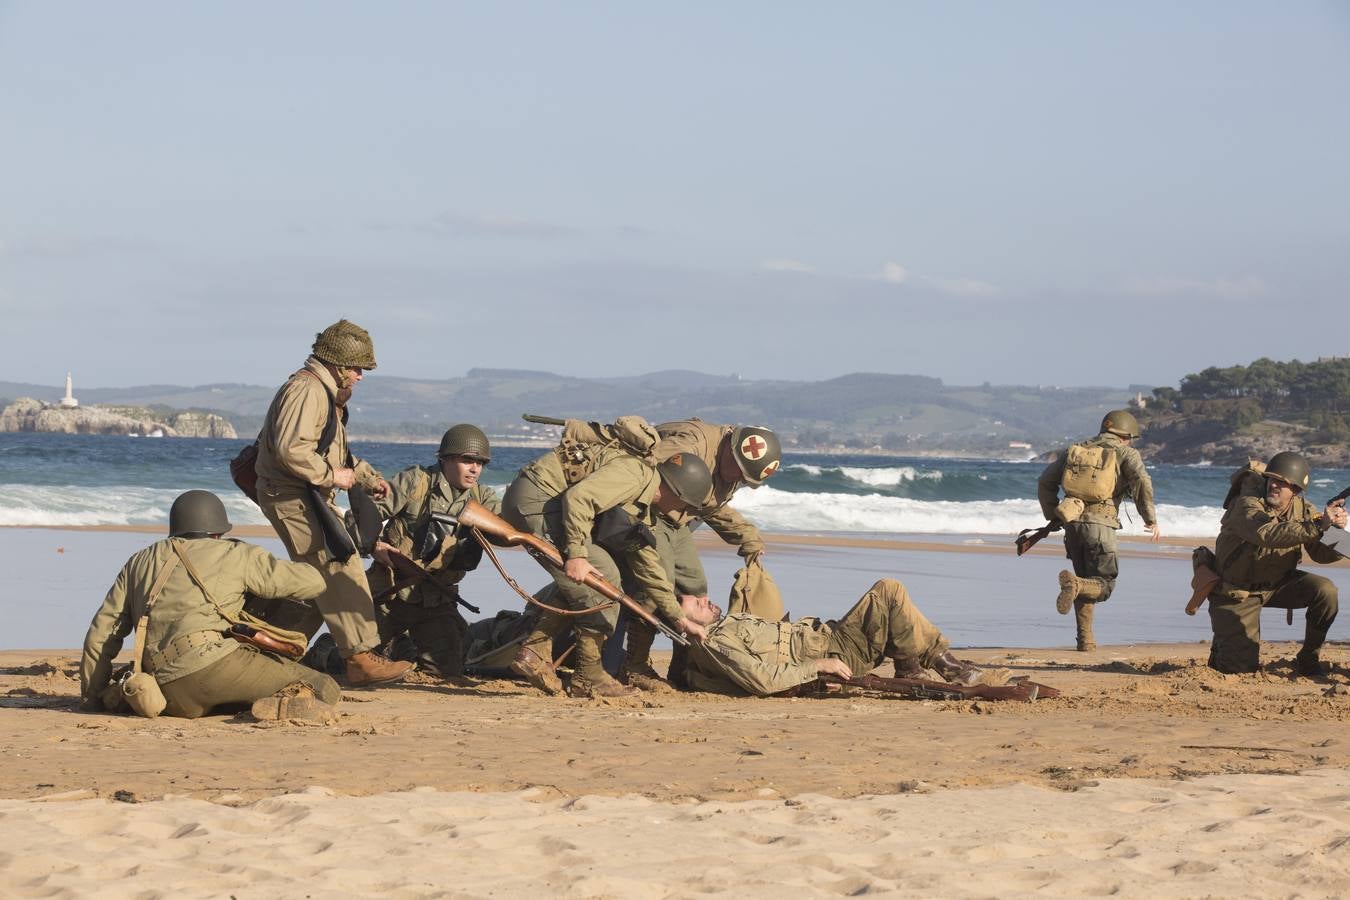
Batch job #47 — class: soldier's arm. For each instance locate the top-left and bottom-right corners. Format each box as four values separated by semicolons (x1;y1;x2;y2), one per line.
693;632;819;697
477;483;503;516
1037;454;1065;521
80;562;136;703
271;376;337;488
559;457;650;560
625;543;687;627
242;544;327;602
374;466;422;520
352;457;385;493
1120;448;1158;525
1228;497;1323;549
702;503;765;557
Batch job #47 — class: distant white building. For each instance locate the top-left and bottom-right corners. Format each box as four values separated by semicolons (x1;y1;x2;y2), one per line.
59;372;79;408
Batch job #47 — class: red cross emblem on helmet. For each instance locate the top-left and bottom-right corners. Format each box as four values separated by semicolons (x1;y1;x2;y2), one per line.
740;435;767;460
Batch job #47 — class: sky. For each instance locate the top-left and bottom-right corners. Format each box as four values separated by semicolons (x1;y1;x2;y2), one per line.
1;1;1347;390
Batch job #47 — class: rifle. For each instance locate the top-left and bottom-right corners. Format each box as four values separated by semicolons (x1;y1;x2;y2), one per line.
1015;521;1061;556
522;414;567;426
372;545;482;614
455;499;690;647
810;673;1060;702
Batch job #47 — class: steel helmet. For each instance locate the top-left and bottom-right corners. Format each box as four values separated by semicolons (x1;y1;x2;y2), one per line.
657;453;713;508
169;490;232;537
729;426;782;485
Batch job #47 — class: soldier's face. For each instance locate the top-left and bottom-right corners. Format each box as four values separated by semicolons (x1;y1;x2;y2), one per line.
1266;477;1298;511
680;594;722;625
441;455;485;490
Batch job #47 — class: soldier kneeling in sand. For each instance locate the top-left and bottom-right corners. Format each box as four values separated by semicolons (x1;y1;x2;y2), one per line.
679;578;1006;697
81;490;341;722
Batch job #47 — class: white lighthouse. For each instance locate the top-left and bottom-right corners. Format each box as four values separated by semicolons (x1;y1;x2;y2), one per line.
59;372;79;408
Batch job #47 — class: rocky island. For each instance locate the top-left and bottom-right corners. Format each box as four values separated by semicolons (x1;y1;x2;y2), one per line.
0;397;236;439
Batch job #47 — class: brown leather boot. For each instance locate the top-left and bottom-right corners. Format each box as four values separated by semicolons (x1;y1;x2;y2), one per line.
930;651;1011;687
509;641;564;695
344;650;415;687
569;630;639;698
618;620;674;693
1056;570;1079;615
1074;599;1096;651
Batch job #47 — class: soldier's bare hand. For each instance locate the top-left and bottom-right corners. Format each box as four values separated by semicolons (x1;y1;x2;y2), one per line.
563;557;599;584
1325;499;1348;530
369;478;390;500
814;657;853;679
1145;523;1161;542
332;467;357;490
679;619;708;643
372;540;395;567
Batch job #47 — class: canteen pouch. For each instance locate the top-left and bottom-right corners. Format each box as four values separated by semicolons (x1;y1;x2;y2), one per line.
1055;497;1085;524
122;671;167;718
1061;443;1118;502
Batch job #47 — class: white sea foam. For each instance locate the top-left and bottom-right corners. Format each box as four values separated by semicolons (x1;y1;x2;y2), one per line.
790;463;941;486
730;486;1224;537
0;484;269;528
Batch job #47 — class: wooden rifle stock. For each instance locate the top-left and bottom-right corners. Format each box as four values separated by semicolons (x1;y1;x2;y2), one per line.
1015;522;1061;556
456;499;690;647
819;673;1058;702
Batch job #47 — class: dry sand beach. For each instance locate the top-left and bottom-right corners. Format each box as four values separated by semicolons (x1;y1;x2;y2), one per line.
3;526;1350;897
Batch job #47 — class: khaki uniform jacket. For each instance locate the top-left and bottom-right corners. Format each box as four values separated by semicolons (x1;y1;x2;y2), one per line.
518;445;682;624
687;614;831;696
656;418;765;556
81;537;325;699
254;357;382;497
374;464;502;607
1213;494;1338;595
1038;433;1157;528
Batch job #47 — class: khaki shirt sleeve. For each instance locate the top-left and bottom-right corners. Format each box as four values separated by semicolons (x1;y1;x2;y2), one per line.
702;503;764;556
1119;448;1157;526
560;457;650;560
374;466;421;520
478;484;502;516
241;544;327;602
625;543;685;626
271;377;337;489
694;630;818;697
1038;454;1065;521
1227;497;1323;550
80;561;136;701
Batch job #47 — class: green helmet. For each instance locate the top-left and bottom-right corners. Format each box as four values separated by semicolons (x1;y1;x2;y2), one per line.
312;319;377;370
1099;409;1141;439
730;426;782;485
169;489;232;537
657;452;713;508
1264;451;1310;492
438;423;491;462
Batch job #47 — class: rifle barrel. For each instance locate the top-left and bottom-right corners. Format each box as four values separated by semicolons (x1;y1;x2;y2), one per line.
522;414;566;426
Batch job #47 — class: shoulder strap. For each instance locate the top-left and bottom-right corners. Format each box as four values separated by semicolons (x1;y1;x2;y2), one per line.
131;550;182;675
297;368;343;459
170;539;236;624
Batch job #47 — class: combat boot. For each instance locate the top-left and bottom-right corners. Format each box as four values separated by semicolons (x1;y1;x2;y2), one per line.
618;620;674;693
344;650;414;687
1074;599;1096;652
569;630;639;698
1056;571;1106;615
509;639;564;695
250;683;339;724
1295;647;1328;677
930;651;1011;687
892;656;926;678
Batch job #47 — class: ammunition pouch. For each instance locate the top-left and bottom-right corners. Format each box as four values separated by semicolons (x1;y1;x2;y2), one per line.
592;507;657;558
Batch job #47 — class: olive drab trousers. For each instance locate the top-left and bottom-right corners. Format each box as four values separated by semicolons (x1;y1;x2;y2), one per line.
501;476;622;637
824;578;950;676
1207;571;1338;673
650;517;711;596
1063;522;1119;600
375;598;469;678
160;644;341;718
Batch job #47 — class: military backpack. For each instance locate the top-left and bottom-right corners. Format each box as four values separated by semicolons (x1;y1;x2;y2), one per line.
1060;441;1119;503
553;415;661;485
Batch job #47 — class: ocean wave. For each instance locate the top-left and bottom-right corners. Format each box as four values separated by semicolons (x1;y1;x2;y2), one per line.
730;486;1224;537
0;484;269;528
790;463;942;487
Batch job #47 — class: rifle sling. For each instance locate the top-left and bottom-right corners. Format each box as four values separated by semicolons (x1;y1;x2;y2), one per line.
470;527;614;617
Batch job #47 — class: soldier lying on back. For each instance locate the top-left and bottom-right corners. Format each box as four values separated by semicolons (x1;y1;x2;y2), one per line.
680;578;1006;697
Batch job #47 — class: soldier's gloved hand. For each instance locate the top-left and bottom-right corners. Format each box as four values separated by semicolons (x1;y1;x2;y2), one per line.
563;556;600;585
332;467;357;490
1145;523;1161;542
814;657;853;679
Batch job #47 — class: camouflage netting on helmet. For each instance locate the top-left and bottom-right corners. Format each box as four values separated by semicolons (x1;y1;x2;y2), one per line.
313;319;377;369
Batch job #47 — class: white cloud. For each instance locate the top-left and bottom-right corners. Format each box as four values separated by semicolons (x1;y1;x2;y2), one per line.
1121;276;1267;299
761;258;817;274
924;276;1000;297
881;261;908;285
